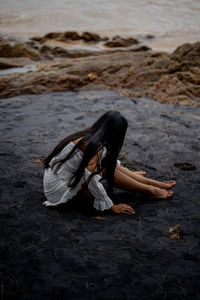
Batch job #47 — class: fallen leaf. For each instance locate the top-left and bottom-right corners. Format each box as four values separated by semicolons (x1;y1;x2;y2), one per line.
92;216;105;220
169;224;181;239
170;233;180;240
31;140;40;143
174;225;181;231
32;158;43;165
119;151;128;159
87;73;98;81
192;115;200;120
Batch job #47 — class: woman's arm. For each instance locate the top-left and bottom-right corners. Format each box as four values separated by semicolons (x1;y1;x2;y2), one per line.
85;153;135;214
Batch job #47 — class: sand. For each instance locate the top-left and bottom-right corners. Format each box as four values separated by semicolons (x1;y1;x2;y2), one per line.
0;90;200;299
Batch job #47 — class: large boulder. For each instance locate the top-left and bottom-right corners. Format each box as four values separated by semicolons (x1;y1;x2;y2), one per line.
0;41;40;60
104;36;139;48
81;32;105;42
32;31;108;43
0;57;32;69
171;42;200;66
62;31;81;40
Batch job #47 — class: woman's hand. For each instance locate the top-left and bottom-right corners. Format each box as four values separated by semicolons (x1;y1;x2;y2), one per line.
111;204;135;215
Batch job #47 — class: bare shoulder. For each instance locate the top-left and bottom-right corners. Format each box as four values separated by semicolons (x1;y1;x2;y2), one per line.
73;138;88;152
73;138;82;145
73;138;103;172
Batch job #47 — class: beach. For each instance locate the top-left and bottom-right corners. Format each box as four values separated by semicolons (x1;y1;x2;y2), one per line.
1;90;200;299
1;1;200;299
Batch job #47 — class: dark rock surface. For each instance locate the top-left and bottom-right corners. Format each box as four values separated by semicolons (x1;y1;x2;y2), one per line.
0;90;200;300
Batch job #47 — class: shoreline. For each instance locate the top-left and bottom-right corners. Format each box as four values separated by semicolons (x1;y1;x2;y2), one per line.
0;31;200;106
1;29;200;54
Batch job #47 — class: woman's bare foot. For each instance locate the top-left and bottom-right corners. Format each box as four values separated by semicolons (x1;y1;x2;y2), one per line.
148;187;174;199
147;179;176;190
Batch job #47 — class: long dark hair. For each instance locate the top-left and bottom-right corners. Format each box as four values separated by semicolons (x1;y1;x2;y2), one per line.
43;111;128;194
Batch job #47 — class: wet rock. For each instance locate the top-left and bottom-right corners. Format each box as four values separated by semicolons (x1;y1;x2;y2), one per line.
43;32;62;40
32;31;107;44
104;36;139;48
173;162;196;171
152;57;171;70
0;57;25;69
145;34;155;39
51;46;71;57
62;31;81;41
26;40;40;51
167;62;186;73
177;72;199;84
40;32;63;43
171;41;200;66
39;44;99;59
0;33;200;106
168;95;193;105
31;36;43;42
0;41;40;60
81;32;104;42
39;45;52;58
32;32;80;43
118;88;141;98
132;45;151;51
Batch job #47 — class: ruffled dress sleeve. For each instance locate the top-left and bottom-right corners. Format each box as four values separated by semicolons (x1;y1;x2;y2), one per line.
83;147;121;211
84;169;113;211
117;159;121;166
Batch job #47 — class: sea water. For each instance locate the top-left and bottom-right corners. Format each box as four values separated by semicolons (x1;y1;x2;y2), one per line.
0;0;200;52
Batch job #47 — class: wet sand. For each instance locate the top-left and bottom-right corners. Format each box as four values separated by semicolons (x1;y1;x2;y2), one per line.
0;90;200;299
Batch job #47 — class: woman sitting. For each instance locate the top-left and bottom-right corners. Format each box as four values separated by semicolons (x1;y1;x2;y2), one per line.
43;111;175;214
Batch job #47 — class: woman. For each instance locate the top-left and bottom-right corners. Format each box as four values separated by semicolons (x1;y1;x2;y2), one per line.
43;111;176;214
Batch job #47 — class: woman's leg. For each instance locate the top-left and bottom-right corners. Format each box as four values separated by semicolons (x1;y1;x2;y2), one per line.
114;167;173;199
117;165;176;189
134;170;146;176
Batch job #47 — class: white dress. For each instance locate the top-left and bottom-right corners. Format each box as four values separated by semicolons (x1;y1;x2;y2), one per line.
43;141;120;211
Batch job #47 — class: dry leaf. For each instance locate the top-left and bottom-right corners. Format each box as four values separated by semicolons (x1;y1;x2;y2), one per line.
119;151;128;159
87;73;98;81
192;115;200;120
169;225;181;232
170;233;180;240
92;216;105;220
174;225;181;231
169;224;181;239
32;158;43;165
31;140;40;143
